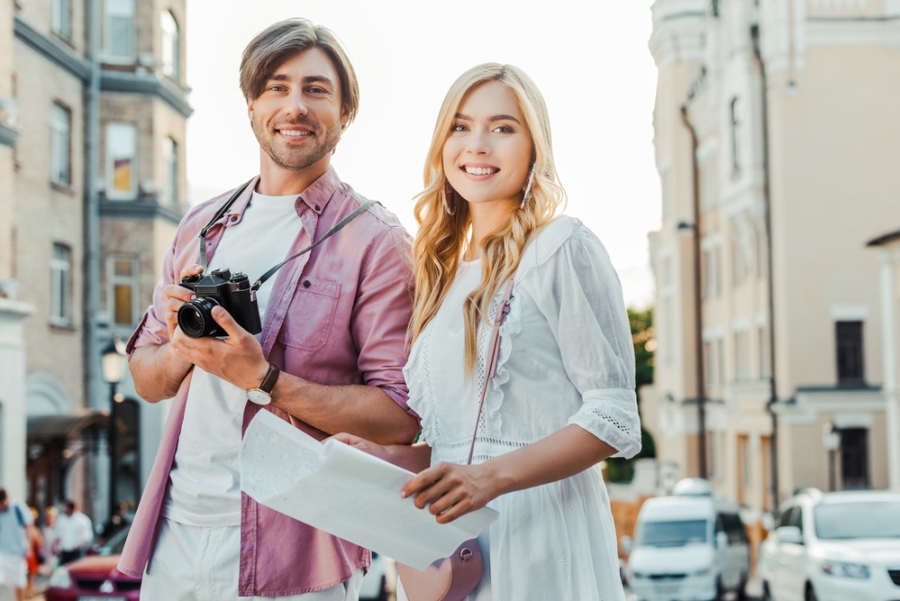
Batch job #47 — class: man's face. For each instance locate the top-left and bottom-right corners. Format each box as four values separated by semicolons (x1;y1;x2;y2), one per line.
248;47;348;175
0;498;8;512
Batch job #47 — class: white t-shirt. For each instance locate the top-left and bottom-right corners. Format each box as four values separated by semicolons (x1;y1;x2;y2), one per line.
165;191;303;526
56;511;93;552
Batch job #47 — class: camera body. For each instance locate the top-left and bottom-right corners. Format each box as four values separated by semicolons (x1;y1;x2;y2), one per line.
176;269;262;338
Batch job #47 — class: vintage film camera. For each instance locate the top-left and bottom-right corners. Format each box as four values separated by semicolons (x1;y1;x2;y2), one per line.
176;269;262;338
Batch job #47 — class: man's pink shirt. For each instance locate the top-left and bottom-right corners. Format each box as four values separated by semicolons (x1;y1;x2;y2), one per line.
117;168;415;595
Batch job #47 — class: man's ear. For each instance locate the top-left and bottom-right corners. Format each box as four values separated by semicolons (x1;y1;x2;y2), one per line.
247;101;254;120
340;106;351;129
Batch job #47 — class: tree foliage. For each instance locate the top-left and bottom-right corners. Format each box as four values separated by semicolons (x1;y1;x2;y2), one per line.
605;307;656;483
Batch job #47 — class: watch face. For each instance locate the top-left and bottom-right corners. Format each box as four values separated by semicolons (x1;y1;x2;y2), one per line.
247;389;271;406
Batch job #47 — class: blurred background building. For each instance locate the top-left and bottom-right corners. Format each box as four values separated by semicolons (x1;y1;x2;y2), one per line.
0;0;189;527
643;0;900;529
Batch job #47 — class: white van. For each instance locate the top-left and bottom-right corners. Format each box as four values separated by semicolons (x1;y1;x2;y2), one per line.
624;479;750;601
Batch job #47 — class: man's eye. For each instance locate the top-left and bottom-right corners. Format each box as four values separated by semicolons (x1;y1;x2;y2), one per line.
308;87;327;94
269;85;285;92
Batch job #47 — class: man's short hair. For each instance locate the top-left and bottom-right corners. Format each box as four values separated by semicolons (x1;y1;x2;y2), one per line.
0;488;7;504
239;18;360;126
64;499;76;512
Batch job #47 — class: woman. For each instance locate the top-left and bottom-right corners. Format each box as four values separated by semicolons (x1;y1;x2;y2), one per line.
336;63;640;599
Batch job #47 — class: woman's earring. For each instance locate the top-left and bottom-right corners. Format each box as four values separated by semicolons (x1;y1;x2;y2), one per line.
520;163;536;209
442;182;457;216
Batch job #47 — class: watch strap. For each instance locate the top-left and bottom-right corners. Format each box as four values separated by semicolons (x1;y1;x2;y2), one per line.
256;362;280;394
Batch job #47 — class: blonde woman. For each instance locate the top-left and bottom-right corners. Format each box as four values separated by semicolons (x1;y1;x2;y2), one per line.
335;63;640;599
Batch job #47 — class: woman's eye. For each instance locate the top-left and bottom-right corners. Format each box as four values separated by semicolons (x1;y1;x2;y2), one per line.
493;125;514;133
451;124;468;133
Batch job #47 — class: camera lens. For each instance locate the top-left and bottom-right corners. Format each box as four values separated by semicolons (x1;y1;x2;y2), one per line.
177;297;222;338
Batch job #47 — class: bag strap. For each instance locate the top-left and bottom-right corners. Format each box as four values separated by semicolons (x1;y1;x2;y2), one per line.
466;277;516;466
197;179;379;291
14;504;26;528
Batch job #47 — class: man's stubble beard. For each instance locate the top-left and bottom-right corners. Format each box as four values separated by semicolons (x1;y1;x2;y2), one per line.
253;116;342;171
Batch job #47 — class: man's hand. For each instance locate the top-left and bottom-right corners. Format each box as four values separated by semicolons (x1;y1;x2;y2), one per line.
169;305;269;391
163;264;203;342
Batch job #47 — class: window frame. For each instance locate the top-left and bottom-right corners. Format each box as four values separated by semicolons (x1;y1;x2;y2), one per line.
105;122;138;200
52;0;73;40
50;102;72;187
50;243;73;327
105;0;136;61
106;254;140;326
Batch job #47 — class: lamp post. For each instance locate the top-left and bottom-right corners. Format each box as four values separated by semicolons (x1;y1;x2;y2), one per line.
822;422;841;492
101;336;126;523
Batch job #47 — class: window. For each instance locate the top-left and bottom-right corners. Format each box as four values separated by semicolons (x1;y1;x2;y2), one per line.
106;0;135;59
716;339;725;384
701;249;711;299
730;97;742;172
732;236;747;286
161;11;180;79
758;325;768;380
107;255;138;325
704;341;713;386
161;137;178;206
756;226;766;278
50;103;71;186
713;246;722;297
840;428;870;489
50;243;73;326
699;156;717;211
734;330;750;381
106;123;137;199
836;321;864;385
52;0;72;39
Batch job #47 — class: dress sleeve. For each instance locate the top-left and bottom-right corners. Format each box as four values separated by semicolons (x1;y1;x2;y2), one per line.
532;224;642;459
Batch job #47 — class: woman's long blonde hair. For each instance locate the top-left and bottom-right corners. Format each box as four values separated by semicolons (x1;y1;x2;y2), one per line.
410;63;565;373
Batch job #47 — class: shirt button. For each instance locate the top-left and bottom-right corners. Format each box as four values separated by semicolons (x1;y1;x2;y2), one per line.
314;205;321;212
302;280;311;288
229;216;237;222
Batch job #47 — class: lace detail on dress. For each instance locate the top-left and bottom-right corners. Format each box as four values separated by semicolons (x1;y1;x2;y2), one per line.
432;436;532;466
589;409;639;441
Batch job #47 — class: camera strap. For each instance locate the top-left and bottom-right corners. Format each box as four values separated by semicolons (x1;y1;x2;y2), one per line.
197;179;380;292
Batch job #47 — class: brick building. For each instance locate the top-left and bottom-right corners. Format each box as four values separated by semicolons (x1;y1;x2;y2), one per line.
2;0;190;526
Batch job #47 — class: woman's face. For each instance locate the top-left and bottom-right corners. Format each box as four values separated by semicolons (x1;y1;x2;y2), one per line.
442;81;533;208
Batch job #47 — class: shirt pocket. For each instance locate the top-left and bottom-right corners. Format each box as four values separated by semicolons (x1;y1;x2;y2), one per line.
279;278;341;352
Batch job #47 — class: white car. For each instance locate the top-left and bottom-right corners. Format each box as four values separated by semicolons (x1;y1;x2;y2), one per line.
758;489;900;601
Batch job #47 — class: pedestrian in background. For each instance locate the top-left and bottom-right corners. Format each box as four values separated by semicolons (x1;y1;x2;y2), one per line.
40;506;59;575
55;500;93;565
24;507;44;598
0;487;32;601
334;63;640;600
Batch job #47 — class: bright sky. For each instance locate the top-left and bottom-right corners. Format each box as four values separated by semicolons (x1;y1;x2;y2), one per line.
186;1;661;308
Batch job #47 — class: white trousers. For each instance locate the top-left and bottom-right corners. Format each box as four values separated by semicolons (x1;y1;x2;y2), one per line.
141;518;363;601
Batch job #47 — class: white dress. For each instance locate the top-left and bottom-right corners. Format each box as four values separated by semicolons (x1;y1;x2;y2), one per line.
404;216;641;601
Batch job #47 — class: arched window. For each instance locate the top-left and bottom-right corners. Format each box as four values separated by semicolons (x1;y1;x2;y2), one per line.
161;11;180;80
730;97;742;172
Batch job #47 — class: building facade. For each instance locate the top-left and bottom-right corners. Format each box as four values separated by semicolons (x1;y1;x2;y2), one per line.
644;0;900;521
3;0;189;526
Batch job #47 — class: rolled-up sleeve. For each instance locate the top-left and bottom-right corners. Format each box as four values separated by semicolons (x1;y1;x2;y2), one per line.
534;225;642;458
125;222;185;358
352;224;415;414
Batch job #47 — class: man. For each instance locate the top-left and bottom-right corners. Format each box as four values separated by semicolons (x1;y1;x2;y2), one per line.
0;488;32;601
117;18;418;601
55;500;93;565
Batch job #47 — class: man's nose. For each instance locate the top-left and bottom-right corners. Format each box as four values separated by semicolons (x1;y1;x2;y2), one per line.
285;90;309;115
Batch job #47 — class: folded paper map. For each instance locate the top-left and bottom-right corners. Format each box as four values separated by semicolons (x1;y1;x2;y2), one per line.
240;410;499;569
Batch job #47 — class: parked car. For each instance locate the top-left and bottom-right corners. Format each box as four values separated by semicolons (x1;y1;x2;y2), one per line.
359;551;396;601
624;478;750;601
45;525;140;601
758;488;900;601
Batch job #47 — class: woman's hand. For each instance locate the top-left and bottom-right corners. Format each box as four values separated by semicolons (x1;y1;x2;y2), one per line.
401;462;503;524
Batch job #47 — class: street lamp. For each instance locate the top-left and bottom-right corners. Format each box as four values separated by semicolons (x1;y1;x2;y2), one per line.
101;336;126;523
821;421;841;492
